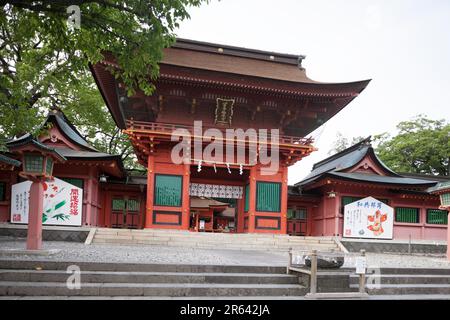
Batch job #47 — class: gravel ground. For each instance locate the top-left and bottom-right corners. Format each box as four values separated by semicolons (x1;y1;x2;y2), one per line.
0;238;288;266
1;237;449;268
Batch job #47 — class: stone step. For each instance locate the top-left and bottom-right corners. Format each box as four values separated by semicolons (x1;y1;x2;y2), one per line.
94;229;334;241
373;268;450;275
350;274;450;285
92;234;335;244
90;239;338;252
0;281;307;296
351;284;450;295
0;270;298;284
0;260;286;274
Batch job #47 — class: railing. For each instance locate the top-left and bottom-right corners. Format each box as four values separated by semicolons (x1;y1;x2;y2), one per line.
125;120;314;146
287;249;369;299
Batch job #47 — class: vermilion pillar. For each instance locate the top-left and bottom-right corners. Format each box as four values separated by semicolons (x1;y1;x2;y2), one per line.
247;165;257;233
181;163;190;230
27;181;44;250
145;154;155;228
447;211;450;260
280;166;288;234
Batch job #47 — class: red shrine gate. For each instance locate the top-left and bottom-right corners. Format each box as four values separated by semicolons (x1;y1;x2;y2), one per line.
90;38;370;234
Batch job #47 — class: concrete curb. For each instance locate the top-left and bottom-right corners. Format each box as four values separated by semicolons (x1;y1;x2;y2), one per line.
304;292;369;300
84;228;97;245
333;237;349;254
0;249;61;256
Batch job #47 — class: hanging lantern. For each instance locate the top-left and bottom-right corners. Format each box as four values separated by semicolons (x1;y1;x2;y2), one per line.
429;181;450;209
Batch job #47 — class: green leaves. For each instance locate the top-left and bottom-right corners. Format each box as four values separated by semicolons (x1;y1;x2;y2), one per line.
374;115;450;176
1;0;208;168
52;213;70;221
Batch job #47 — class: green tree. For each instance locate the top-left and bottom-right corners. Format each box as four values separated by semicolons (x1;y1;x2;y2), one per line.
374;115;450;176
0;0;208;166
328;132;366;155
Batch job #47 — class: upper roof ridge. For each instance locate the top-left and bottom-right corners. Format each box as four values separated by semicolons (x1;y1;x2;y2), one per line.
312;136;372;170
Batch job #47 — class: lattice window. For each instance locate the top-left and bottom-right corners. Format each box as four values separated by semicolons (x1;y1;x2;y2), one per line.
112;199;126;211
244;184;249;212
45;158;53;175
256;182;281;212
127;199;140;212
287;208;307;220
426;209;448;225
395;207;420;223
154;174;182;207
24;154;44;172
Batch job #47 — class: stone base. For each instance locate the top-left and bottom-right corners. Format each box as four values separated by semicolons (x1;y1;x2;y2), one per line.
305;253;345;269
305;292;369;300
0;249;61;256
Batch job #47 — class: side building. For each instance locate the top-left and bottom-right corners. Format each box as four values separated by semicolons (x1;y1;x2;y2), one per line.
288;137;447;241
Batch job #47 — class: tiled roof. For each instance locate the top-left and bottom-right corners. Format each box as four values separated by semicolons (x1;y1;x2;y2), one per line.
295;137;438;189
0;153;21;167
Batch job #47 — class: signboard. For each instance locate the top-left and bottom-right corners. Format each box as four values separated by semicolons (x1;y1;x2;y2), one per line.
343;196;393;239
355;257;367;274
199;220;205;230
11;178;83;226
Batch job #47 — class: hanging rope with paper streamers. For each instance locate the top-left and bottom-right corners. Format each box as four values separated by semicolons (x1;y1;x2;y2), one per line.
239;164;243;175
213;163;217;173
197;160;202;172
226;163;231;174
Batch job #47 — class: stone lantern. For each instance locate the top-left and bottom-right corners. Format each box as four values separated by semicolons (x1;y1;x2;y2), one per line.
7;135;66;250
429;181;450;260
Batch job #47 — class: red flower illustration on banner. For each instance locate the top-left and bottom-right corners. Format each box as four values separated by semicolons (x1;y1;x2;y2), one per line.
367;210;387;236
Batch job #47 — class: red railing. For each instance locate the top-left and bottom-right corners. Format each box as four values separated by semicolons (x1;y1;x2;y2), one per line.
125;120;314;146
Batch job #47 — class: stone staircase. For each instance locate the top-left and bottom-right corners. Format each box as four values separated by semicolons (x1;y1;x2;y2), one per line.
0;260;307;298
90;228;341;252
350;268;450;297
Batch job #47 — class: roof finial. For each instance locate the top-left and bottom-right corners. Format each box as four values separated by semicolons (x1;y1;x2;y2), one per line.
298;55;306;70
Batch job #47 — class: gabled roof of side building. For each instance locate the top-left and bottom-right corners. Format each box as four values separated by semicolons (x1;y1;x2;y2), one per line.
0;153;21;167
295;137;438;189
5;108;125;177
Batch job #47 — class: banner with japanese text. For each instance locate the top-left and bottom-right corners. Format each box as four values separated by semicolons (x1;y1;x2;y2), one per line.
10;178;83;226
343;196;393;239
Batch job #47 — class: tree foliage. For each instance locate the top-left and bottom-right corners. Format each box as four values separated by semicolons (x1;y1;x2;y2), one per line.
328;132;366;155
0;0;208;167
373;115;450;176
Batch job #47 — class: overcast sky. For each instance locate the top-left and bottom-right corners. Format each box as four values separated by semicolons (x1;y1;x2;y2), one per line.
175;0;450;183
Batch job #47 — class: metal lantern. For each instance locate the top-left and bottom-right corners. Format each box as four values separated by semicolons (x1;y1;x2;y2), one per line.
23;153;56;177
429;181;450;210
6;136;65;181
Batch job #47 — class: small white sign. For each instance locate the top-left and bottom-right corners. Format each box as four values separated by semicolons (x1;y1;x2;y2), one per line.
199;220;205;230
355;257;367;274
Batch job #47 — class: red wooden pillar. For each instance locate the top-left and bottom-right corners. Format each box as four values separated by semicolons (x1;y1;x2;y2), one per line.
181;163;190;230
247;165;257;233
27;181;44;250
237;195;245;233
85;166;95;226
447;211;450;260
145;154;155;228
280;166;288;234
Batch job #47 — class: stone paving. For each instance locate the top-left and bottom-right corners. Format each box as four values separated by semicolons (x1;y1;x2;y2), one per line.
1;237;450;268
